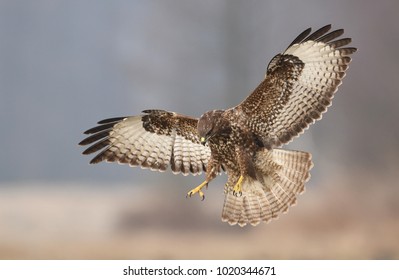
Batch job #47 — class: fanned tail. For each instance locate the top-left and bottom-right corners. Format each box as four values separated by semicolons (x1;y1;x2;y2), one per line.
221;148;313;227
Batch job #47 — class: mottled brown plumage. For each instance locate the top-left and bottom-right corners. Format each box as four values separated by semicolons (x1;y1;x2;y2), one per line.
80;25;356;226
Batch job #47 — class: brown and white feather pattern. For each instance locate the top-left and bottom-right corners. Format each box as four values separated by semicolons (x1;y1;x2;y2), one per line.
79;110;211;175
222;149;313;227
235;25;356;148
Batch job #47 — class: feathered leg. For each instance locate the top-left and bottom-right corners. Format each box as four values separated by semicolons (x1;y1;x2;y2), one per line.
230;146;257;196
186;157;219;200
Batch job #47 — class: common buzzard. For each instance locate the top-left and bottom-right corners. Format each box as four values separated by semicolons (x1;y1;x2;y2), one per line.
79;25;356;227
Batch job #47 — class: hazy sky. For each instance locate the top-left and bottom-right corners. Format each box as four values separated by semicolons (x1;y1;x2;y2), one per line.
1;0;398;183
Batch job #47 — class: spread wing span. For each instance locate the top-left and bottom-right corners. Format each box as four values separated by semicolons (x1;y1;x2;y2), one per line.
79;110;211;175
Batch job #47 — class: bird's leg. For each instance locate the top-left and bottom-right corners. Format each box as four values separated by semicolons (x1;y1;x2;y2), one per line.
232;175;244;197
186;158;218;201
231;145;256;197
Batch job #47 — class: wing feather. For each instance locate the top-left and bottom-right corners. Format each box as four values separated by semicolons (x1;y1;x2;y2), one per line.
287;27;311;47
79;110;211;175
233;25;356;148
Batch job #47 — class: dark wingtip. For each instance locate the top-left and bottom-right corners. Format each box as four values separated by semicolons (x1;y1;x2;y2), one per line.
97;117;126;125
89;156;102;164
305;24;332;41
287;27;312;48
287;24;336;49
79;130;111;146
82;117;126;135
78;139;87;146
83;123;117;135
317;29;344;43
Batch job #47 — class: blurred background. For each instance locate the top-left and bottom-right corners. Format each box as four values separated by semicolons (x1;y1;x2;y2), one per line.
1;0;398;259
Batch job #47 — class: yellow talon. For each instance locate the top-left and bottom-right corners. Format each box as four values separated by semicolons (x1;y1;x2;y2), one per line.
186;180;208;201
233;175;244;197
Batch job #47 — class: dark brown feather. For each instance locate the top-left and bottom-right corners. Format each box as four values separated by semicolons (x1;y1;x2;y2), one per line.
317;29;344;43
97;117;126;125
79;130;112;146
287;27;312;48
304;24;331;41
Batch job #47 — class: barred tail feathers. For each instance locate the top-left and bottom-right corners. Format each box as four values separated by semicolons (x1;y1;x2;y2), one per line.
221;149;313;227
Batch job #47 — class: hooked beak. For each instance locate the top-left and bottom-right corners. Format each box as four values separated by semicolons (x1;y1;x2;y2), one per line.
200;136;207;145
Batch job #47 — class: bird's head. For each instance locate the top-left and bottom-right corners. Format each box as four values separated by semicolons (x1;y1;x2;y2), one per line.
197;110;231;145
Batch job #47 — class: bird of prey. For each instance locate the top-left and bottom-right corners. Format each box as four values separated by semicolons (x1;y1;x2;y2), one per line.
79;25;356;227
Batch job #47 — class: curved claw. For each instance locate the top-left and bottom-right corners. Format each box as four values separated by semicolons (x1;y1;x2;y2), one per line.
186;180;208;201
186;190;205;200
232;190;242;197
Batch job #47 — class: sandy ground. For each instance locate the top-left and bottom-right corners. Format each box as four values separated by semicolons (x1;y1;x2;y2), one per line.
0;175;398;259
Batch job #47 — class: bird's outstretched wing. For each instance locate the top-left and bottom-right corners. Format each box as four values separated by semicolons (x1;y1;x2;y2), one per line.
79;110;211;175
233;25;357;148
